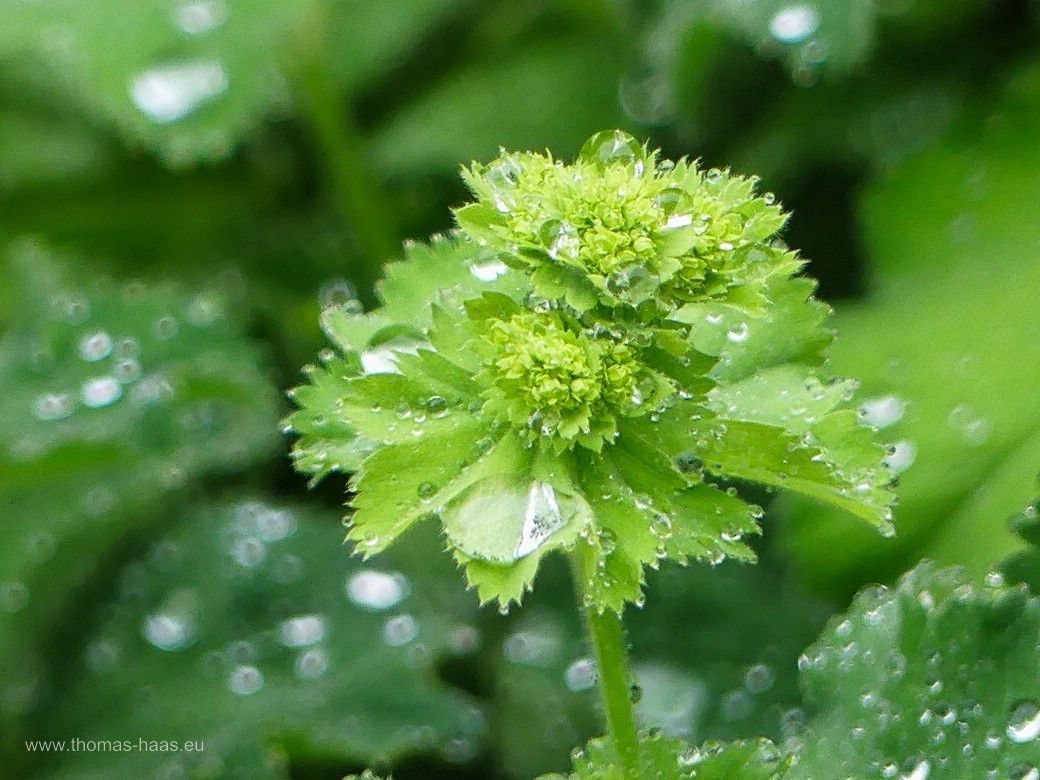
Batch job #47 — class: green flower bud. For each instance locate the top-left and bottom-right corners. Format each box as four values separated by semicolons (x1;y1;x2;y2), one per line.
455;130;800;315
477;311;655;451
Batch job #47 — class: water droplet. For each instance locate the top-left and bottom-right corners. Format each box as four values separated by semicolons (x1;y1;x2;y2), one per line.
320;279;360;309
579;129;644;167
726;323;750;343
173;0;228;35
770;5;819;44
131;60;229;124
143;612;193;651
449;624;482;655
154;315;179;340
85;639;120;674
564;658;597;692
948;404;991;446
744;663;775;694
721;689;754;720
884;439;917;475
81;377;122;408
227;664;263;695
360;337;427;375
469;261;509;281
383;614;418;646
859;395;906;429
230;536;265;568
503;628;559;665
34;392;75;421
0;581;29;613
514;482;565;559
78;331;113;362
114;358;142;383
295;647;329;680
254;506;297;542
901;759;930;780
346;569;409;611
278;614;327;648
1008;700;1040;743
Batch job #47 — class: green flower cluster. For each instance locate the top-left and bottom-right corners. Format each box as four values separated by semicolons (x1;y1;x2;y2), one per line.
289;131;895;613
478;311;663;452
456;130;800;314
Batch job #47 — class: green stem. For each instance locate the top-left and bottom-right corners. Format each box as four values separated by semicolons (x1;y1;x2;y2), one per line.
572;552;641;775
289;4;400;308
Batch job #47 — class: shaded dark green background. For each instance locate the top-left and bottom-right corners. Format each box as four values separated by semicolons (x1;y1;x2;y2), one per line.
2;1;1039;777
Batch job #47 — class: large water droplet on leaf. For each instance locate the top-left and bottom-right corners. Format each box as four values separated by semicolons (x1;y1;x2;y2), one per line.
515;482;566;559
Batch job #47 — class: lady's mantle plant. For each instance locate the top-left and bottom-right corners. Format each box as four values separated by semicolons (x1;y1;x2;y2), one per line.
289;131;896;775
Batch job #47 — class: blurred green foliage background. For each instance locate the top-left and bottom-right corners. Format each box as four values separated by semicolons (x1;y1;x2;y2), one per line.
2;0;1039;777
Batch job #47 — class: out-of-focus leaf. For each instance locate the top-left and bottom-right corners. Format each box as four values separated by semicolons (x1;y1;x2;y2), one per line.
327;0;464;94
0;240;279;756
788;562;1040;778
29;500;486;778
778;61;1040;594
370;39;626;177
0;110;113;190
0;0;319;165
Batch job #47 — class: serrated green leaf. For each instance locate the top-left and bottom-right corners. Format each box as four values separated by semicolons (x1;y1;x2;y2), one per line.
788;562;1040;778
320;235;525;356
691;416;893;532
779;60;1040;593
287;356;376;481
677;278;831;384
346;417;487;555
452;548;542;610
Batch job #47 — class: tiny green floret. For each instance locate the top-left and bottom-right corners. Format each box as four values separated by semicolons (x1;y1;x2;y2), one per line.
478;311;662;452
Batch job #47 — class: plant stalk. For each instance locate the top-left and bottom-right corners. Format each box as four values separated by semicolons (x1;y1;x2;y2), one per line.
572;552;641;775
289;3;400;308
